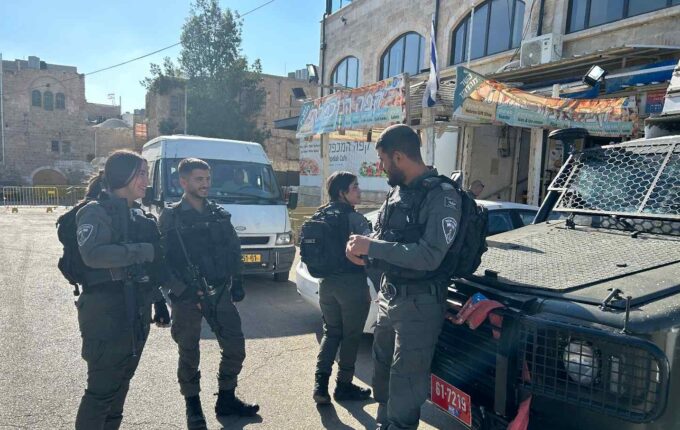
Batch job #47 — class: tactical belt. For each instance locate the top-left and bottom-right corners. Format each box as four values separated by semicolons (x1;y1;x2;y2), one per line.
82;268;126;290
379;276;439;301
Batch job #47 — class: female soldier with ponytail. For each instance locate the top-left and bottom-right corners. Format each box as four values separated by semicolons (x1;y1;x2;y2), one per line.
74;150;169;430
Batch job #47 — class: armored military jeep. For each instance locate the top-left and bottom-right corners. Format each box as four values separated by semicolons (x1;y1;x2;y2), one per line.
430;135;680;429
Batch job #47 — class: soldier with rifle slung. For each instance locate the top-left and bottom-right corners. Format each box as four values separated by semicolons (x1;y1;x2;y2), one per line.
74;150;170;430
159;158;258;430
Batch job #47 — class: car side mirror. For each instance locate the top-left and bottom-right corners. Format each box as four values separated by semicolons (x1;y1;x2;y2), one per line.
287;186;298;210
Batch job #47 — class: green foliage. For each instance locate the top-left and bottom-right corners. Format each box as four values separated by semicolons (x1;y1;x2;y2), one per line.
140;57;185;95
159;117;181;135
142;0;267;143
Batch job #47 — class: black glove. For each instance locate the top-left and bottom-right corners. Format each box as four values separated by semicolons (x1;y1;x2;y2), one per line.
152;300;170;327
230;278;245;302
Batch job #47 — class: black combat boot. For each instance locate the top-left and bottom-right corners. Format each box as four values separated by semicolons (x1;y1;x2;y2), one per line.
185;395;207;430
333;381;372;401
214;389;259;417
313;373;331;405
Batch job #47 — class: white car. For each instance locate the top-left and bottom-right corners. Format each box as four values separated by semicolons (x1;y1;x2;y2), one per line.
295;200;541;333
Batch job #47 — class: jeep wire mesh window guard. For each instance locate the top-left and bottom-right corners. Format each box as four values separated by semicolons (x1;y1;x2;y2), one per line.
549;140;680;221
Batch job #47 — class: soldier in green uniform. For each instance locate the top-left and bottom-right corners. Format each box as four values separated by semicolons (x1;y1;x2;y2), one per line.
75;150;170;430
313;171;372;404
346;125;463;430
158;158;258;430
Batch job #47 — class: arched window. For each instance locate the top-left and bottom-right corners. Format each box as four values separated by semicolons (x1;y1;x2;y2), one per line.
331;56;360;91
31;90;42;107
43;91;54;111
450;0;525;65
567;0;679;33
56;93;65;110
380;32;425;80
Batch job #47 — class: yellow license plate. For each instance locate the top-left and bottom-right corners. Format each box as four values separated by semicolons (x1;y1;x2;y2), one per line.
242;254;262;263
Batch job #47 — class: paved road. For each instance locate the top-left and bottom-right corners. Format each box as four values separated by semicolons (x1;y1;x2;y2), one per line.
0;208;458;430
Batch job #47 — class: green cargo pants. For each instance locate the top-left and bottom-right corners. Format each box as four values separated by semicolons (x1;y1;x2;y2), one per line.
372;284;446;430
75;291;151;430
316;272;371;382
170;291;245;397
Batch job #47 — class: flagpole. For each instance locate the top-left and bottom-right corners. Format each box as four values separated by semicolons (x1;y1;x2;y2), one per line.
422;15;438;167
467;5;474;68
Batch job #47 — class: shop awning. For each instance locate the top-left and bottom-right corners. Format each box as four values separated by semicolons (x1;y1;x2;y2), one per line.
273;116;299;131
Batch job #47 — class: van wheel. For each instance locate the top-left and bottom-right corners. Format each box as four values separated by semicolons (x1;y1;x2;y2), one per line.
274;272;289;282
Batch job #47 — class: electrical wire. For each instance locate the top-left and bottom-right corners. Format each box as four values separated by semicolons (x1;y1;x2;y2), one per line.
2;0;279;97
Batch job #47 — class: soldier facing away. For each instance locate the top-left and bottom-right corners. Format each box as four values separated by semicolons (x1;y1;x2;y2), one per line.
158;158;258;430
346;124;463;430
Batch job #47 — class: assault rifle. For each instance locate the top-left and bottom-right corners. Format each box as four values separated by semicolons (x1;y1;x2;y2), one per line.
173;226;222;332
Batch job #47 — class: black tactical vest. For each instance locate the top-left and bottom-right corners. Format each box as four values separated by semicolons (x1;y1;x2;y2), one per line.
375;175;459;282
167;201;237;286
81;193;163;295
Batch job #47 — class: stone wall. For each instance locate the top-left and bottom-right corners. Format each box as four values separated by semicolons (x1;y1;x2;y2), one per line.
145;86;186;141
323;0;680;83
0;57;135;185
1;59;96;185
258;74;317;178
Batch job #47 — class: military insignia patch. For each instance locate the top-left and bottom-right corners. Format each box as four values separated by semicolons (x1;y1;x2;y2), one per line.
444;196;457;209
77;224;94;246
442;217;457;244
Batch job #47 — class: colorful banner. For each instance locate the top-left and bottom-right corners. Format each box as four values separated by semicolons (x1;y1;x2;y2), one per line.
453;67;636;136
298;137;390;192
296;75;407;138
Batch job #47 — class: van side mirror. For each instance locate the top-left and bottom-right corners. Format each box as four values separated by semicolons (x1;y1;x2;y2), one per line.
142;186;154;206
287;186;298;210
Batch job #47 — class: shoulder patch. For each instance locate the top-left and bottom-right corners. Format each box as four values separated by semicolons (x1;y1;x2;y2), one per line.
77;224;95;246
444;196;457;209
441;217;458;244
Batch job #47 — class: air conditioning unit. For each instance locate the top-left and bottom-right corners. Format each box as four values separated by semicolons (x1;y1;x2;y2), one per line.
520;34;562;68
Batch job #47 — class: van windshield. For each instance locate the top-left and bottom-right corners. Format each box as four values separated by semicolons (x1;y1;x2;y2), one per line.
165;158;283;203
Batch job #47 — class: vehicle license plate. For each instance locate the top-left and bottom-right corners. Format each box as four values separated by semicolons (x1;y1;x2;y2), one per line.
242;253;262;263
431;374;472;427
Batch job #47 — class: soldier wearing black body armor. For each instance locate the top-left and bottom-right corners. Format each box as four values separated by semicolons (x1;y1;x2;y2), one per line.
311;171;373;405
346;125;464;430
158;158;258;430
74;150;170;430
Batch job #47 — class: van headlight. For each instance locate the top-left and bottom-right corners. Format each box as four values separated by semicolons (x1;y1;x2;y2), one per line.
275;232;293;245
563;340;599;385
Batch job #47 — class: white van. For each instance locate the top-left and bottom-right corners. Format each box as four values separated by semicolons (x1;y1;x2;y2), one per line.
142;135;297;282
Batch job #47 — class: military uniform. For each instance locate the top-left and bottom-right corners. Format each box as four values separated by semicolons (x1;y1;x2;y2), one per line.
158;197;246;398
74;193;163;430
369;169;462;430
315;202;372;395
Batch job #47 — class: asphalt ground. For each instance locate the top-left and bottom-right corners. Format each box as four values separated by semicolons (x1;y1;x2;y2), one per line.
0;207;459;430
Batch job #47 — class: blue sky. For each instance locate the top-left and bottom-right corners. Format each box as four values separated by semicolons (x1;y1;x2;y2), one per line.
0;0;324;112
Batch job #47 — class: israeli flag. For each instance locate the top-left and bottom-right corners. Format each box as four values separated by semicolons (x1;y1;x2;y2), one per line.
422;16;439;108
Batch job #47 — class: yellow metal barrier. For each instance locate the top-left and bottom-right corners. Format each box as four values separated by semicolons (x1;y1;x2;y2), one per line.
2;186;86;212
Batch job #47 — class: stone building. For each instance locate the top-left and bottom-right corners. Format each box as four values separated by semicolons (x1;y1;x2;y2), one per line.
0;56;129;185
257;73;317;183
145;84;186;141
144;72;316;185
317;0;680;205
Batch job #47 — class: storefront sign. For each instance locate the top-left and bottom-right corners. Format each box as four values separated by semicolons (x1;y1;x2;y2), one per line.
296;75;407;138
645;90;667;114
299;137;389;192
453;67;635;136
